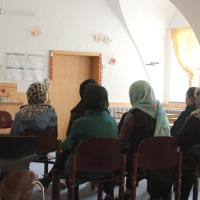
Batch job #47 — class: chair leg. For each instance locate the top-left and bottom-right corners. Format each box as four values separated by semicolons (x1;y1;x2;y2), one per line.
44;162;48;176
193;180;199;200
119;174;125;200
109;185;114;200
193;166;199;200
68;178;76;200
52;171;60;200
97;184;103;200
131;175;137;200
169;186;172;200
75;185;79;200
175;174;181;200
91;182;96;191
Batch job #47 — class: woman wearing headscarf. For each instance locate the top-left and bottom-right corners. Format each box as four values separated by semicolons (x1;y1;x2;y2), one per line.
39;84;117;190
66;79;97;136
177;87;200;200
11;82;57;136
171;87;196;136
119;80;170;200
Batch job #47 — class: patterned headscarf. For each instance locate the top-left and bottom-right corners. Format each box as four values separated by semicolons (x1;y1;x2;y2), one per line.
20;82;49;121
27;82;46;104
129;80;170;136
191;87;200;119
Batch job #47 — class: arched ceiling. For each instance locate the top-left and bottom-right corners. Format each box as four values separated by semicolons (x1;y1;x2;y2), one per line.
170;0;200;42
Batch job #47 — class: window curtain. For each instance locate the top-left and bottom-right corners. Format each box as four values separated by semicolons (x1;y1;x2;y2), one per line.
171;27;200;81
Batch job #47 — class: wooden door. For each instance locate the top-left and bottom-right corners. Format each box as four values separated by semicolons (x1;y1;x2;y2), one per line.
49;51;101;139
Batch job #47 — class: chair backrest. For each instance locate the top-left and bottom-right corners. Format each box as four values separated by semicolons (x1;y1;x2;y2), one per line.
74;138;122;172
21;126;58;154
0;170;37;200
0;136;37;160
0;111;12;129
137;136;180;169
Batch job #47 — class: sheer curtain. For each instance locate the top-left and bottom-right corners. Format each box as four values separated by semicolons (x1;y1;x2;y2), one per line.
171;27;200;83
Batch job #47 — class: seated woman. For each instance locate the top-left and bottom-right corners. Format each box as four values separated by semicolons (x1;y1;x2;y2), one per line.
177;87;200;200
119;80;170;200
66;79;97;136
11;82;57;136
40;84;117;188
171;87;196;136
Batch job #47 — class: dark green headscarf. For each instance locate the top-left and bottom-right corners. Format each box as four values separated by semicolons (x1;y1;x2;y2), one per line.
83;84;109;112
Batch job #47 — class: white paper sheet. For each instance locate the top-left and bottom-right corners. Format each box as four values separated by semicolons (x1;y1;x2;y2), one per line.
5;53;47;82
6;53;25;68
6;68;24;81
27;55;45;70
26;69;44;82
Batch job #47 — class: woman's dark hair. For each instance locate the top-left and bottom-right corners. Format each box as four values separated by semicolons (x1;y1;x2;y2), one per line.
83;84;109;111
186;87;197;98
79;79;97;99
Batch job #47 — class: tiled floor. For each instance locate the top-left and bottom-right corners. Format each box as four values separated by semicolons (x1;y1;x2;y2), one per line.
30;163;197;200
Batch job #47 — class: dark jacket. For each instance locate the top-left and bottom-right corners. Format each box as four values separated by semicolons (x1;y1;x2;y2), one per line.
66;102;85;136
119;108;156;154
177;115;200;155
170;105;195;137
118;108;156;189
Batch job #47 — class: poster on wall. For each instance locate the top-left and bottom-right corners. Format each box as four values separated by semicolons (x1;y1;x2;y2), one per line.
5;53;25;81
5;53;47;82
26;54;45;81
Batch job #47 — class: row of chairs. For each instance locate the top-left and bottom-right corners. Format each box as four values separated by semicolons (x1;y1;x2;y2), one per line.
51;137;183;200
0;111;199;200
0;135;184;200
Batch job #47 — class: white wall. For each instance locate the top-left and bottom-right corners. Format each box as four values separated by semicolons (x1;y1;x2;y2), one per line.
0;0;148;102
0;0;193;103
118;0;178;101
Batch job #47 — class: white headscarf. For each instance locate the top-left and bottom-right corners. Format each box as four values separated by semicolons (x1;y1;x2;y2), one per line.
129;80;170;136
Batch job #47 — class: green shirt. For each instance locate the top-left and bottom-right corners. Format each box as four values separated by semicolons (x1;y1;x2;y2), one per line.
62;110;118;178
62;110;117;151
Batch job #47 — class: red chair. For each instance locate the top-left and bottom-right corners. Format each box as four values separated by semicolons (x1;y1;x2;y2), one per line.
52;138;127;200
21;126;61;176
0;111;12;129
131;136;182;200
186;144;200;200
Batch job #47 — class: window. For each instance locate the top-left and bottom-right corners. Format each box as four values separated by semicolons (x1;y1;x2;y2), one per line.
168;27;200;102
